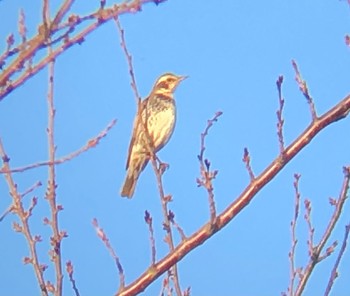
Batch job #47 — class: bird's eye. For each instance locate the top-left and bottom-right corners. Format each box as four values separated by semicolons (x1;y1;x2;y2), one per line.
157;81;169;89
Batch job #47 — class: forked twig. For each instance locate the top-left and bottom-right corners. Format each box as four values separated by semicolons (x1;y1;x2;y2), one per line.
197;111;222;224
0;180;42;222
294;167;350;296
0;139;48;295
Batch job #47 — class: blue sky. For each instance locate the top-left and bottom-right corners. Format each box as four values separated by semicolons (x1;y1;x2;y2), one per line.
1;1;350;295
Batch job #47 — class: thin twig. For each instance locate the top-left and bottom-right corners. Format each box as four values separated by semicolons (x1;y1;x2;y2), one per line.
303;199;315;258
0;34;15;69
51;0;74;29
42;0;50;32
114;17;140;103
0;139;48;295
45;49;64;296
242;147;255;181
324;223;350;296
276;75;285;154
145;211;157;265
150;157;182;296
287;173;301;296
92;218;125;290
292;60;317;121
66;261;81;296
159;273;173;296
294;167;350;296
0;180;42;222
168;211;187;241
197;111;222;224
0;119;116;174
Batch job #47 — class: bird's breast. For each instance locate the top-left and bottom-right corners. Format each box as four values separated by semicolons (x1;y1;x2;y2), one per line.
147;101;176;151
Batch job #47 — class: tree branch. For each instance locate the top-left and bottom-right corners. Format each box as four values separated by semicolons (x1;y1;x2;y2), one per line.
117;93;350;295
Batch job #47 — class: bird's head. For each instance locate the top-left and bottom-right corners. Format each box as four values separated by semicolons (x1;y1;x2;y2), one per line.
152;73;187;94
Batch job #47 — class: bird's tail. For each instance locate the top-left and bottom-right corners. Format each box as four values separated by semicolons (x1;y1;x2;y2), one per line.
120;157;148;198
120;172;138;198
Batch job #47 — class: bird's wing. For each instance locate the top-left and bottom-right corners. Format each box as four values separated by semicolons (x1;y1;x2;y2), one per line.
125;99;148;170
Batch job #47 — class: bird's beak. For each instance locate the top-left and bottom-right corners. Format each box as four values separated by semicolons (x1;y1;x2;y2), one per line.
179;75;189;81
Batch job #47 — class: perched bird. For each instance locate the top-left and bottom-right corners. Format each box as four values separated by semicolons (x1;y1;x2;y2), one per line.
120;73;187;198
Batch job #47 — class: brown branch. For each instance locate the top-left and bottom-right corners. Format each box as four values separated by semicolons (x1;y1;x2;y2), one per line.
324;223;350;296
294;166;350;296
92;218;125;290
0;119;116;174
117;93;350;296
0;0;166;101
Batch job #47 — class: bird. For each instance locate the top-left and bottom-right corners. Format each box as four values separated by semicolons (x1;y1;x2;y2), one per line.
120;73;187;198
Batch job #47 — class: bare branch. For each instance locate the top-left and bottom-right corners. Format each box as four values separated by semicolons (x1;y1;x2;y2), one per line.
118;93;350;295
0;139;48;295
0;119;116;174
0;0;166;101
